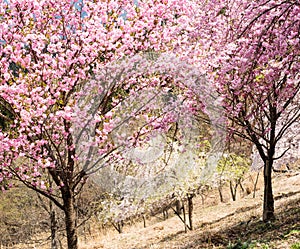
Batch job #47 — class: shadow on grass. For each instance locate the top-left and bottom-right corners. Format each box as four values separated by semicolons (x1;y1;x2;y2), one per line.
145;191;300;249
183;193;300;249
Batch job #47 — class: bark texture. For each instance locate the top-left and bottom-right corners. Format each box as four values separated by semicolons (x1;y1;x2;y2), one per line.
263;159;275;221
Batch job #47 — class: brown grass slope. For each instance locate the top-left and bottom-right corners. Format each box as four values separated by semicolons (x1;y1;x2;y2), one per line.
81;173;300;249
2;172;300;249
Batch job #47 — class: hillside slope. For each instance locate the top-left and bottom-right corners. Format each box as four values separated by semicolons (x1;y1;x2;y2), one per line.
80;172;300;249
6;172;300;249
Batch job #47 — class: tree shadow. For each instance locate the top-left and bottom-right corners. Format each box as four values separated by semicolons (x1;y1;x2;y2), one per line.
183;194;300;248
143;192;300;249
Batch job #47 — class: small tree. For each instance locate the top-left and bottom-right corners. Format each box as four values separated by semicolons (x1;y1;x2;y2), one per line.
217;153;250;201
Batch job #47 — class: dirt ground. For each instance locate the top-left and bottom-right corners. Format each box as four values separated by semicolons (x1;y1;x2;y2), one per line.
75;172;300;249
7;171;300;249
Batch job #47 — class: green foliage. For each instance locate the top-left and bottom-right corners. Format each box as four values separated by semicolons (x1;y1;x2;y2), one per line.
226;240;272;249
217;153;250;181
227;239;255;249
261;243;270;249
291;242;300;249
198;138;211;153
285;229;300;238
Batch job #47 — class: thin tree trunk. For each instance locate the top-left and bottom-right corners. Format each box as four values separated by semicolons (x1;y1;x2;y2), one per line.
163;209;168;220
111;221;123;233
118;222;123;233
229;181;238;201
263;159;275;221
238;180;244;193
187;194;194;230
229;181;234;201
253;172;260;198
175;200;182;215
63;194;78;249
50;208;59;249
182;201;187;233
218;185;224;203
143;215;146;228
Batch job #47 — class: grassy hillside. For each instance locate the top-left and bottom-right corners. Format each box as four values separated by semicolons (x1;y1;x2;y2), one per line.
1;172;300;249
79;172;300;249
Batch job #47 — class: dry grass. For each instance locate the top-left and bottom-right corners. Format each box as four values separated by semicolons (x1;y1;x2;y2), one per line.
2;172;300;249
77;172;300;249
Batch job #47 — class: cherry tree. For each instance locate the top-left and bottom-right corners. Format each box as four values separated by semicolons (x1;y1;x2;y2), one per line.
79;52;225;234
0;1;203;248
251;97;300;172
207;0;300;221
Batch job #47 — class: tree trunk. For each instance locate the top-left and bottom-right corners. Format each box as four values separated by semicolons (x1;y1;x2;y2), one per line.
50;209;59;249
182;201;187;233
63;194;78;249
111;221;123;233
118;222;123;234
175;200;182;215
143;215;146;228
163;209;168;220
263;159;275;221
187;194;194;230
253;172;260;198
218;185;224;203
229;180;238;201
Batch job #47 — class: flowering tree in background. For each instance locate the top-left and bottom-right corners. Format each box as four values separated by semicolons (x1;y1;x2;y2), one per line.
208;0;300;221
